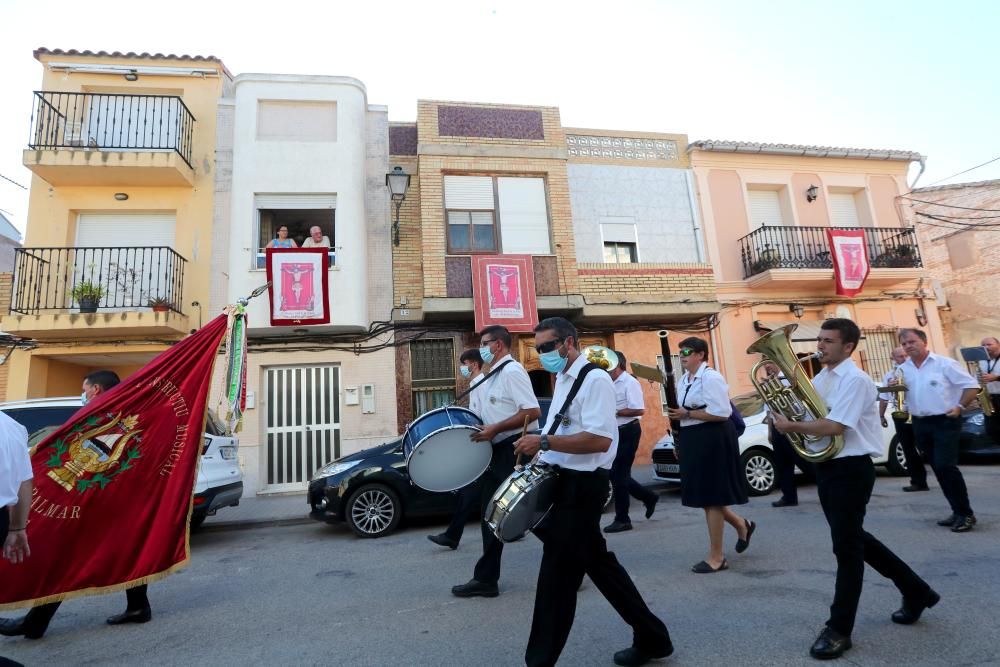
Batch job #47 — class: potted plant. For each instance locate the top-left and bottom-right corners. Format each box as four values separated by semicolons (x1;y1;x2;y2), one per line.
71;281;105;313
147;296;172;313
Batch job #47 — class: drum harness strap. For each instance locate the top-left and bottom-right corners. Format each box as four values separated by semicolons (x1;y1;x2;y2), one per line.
450;359;513;405
547;363;599;437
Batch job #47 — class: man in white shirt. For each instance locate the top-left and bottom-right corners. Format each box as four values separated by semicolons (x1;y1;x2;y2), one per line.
451;326;540;599
897;328;979;533
301;226;331;248
878;346;927;492
977;336;1000;444
604;350;658;533
1;411;32;564
774;319;937;661
514;317;671;667
429;349;486;550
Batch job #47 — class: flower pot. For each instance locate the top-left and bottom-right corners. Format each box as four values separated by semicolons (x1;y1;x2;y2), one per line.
152;305;170;313
79;296;100;313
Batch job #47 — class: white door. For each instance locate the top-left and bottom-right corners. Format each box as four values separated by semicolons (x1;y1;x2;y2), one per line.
75;213;177;309
264;365;341;492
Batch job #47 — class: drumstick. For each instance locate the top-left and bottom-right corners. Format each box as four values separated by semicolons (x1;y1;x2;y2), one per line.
515;414;530;469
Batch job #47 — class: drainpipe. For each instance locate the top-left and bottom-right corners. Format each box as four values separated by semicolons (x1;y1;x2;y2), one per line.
685;171;706;263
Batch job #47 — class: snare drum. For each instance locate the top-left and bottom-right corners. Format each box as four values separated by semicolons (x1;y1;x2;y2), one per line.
402;406;490;492
485;464;557;542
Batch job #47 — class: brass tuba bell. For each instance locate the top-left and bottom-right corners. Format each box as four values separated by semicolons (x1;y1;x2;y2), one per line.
746;324;845;462
580;345;619;372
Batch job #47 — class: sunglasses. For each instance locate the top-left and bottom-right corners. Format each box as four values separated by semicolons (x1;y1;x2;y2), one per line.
679;348;697;357
535;337;565;354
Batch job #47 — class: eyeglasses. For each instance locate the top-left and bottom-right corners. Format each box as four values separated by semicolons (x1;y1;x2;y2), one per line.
480;338;496;347
535;338;565;354
679;348;696;357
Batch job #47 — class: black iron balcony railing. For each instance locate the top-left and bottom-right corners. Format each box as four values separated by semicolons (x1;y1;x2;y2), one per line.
10;247;186;315
28;92;196;167
738;226;923;279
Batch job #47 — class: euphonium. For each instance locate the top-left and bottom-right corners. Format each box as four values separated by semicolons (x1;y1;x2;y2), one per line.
746;324;845;463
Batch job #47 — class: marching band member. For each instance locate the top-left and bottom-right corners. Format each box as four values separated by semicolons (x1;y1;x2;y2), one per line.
879;346;927;492
773;319;938;660
897;328;979;532
514;317;671;667
977;336;1000;444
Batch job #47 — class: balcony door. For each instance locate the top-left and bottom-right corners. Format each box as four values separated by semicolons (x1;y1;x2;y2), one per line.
83;95;181;152
75;213;177;310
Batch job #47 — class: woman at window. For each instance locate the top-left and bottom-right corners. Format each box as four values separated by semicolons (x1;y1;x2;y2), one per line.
667;337;754;574
266;225;298;249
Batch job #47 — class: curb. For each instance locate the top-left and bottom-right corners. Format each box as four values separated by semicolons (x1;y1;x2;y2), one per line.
196;516;314;533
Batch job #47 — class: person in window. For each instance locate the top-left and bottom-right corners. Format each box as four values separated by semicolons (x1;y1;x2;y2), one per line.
301;226;331;248
666;337;753;574
265;225;297;249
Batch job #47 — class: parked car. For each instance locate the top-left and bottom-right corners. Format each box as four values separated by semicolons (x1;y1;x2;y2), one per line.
957;408;1000;459
651;392;908;496
0;397;243;528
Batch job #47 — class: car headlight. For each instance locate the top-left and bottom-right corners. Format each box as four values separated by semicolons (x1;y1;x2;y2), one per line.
313;459;361;480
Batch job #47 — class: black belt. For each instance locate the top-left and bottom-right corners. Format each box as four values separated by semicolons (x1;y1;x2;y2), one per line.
558;467;608;478
911;414;949;421
618;420;639;429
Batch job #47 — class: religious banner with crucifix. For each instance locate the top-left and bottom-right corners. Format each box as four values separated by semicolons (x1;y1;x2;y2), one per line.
472;255;538;333
265;248;331;326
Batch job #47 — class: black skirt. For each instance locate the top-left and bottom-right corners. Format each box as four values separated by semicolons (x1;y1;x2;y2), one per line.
678;420;748;508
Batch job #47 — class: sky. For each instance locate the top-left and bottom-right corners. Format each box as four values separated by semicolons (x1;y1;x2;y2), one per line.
1;0;998;236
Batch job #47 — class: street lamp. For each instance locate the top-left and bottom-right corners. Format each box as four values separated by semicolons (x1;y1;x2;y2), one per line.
789;303;805;319
386;166;411;246
805;184;819;203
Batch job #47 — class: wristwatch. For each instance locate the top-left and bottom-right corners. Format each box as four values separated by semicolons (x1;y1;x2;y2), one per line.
540;434;551;452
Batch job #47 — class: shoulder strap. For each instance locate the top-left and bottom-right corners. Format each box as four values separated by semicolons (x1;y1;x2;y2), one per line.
451;359;513;405
547;363;599;436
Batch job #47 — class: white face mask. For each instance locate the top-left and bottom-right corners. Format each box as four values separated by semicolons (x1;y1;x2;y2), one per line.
81;391;90;406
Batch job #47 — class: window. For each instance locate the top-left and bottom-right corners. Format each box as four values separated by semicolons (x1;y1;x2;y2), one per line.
254;195;336;269
747;189;786;229
411;339;456;417
257;100;337;142
603;242;638;263
829;192;862;227
655;355;683;415
444;175;551;254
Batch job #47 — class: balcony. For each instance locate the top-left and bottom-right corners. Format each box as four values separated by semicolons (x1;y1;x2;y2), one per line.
2;246;190;340
23;92;196;186
738;226;923;287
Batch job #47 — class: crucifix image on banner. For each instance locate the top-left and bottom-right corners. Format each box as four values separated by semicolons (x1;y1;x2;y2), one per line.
826;229;870;297
266;248;331;326
472;255;538;333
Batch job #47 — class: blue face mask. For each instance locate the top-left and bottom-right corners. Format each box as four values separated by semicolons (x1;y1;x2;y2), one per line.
479;344;495;365
539;349;568;374
81;391;90;406
460;365;472;378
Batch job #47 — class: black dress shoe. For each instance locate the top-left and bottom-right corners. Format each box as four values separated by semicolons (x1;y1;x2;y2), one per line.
691;559;728;573
809;626;852;660
951;515;976;533
0;617;27;637
772;498;798;508
604;520;633;533
644;496;659;519
892;588;940;625
902;484;929;492
735;519;756;554
106;607;152;625
427;533;459;550
613;643;674;666
451;579;499;598
936;513;959;527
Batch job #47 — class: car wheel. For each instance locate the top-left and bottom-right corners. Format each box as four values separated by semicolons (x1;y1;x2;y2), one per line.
346;484;402;538
190;513;207;531
885;435;908;476
741;448;776;496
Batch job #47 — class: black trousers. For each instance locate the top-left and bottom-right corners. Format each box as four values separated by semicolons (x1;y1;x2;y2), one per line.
912;415;973;518
610;421;657;523
20;586;150;638
0;507;7;544
472;435;518;585
443;479;482;543
892;416;926;487
526;468;671;667
987;395;1000;445
816;455;929;637
769;424;812;502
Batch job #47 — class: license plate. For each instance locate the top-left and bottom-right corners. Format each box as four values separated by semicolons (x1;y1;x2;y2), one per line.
219;446;238;460
655;463;679;474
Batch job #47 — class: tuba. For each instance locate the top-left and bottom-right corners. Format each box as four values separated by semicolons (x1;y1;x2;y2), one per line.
746;324;845;462
580;345;619;372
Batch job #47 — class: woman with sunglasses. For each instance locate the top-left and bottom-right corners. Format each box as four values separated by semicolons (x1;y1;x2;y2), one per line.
667;337;754;573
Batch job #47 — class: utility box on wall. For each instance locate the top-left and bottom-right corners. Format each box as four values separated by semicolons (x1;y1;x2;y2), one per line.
361;383;375;414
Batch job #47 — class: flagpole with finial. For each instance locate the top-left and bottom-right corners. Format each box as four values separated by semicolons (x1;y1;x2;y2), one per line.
221;282;271;434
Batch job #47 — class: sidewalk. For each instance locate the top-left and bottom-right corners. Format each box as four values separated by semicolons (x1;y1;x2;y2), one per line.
200;464;671;531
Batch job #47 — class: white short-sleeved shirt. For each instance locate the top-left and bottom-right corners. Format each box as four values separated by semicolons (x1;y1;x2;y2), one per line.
538;354;619;471
977;356;1000;395
810;358;883;459
302;236;331;248
613;372;645;426
676;362;732;428
479;354;540;442
0;412;32;507
900;352;979;417
468;373;485;418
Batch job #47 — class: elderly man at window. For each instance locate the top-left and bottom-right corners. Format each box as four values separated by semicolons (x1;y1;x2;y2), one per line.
302;226;331;248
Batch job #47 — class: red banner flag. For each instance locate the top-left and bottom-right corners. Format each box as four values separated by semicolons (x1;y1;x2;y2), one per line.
826;229;871;297
265;248;330;326
472;255;539;333
0;314;229;609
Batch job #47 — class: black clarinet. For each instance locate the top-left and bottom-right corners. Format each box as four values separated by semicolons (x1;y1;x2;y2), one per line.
658;330;682;435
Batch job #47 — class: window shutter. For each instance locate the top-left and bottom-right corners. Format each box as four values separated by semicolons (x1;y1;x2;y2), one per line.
748;190;784;229
76;213;177;247
254;194;337;209
444;176;494;209
601;223;637;243
497;177;550;254
829;193;861;227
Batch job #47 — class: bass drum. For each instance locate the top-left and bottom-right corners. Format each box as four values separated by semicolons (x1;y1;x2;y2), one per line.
402;406;489;492
485;464;557;543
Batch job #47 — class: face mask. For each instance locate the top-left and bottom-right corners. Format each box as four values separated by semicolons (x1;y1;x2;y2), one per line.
460;365;471;378
540;349;568;374
81;391;90;406
479;345;495;365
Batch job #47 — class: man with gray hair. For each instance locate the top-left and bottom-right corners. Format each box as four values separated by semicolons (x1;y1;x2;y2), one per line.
301;226;331;248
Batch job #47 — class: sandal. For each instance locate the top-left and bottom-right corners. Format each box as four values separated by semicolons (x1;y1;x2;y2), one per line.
735;519;756;554
691;559;728;573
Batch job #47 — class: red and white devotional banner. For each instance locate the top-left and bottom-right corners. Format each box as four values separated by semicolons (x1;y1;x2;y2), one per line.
826;229;870;297
472;255;538;333
265;248;330;326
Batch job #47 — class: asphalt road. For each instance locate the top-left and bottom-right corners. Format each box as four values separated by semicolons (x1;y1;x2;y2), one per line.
4;463;999;667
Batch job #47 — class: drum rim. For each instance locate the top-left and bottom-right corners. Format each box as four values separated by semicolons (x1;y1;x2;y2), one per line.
486;467;557;540
403;405;484;439
405;425;491;493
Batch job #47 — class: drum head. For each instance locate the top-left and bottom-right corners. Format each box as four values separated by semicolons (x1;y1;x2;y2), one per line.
407;426;492;492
